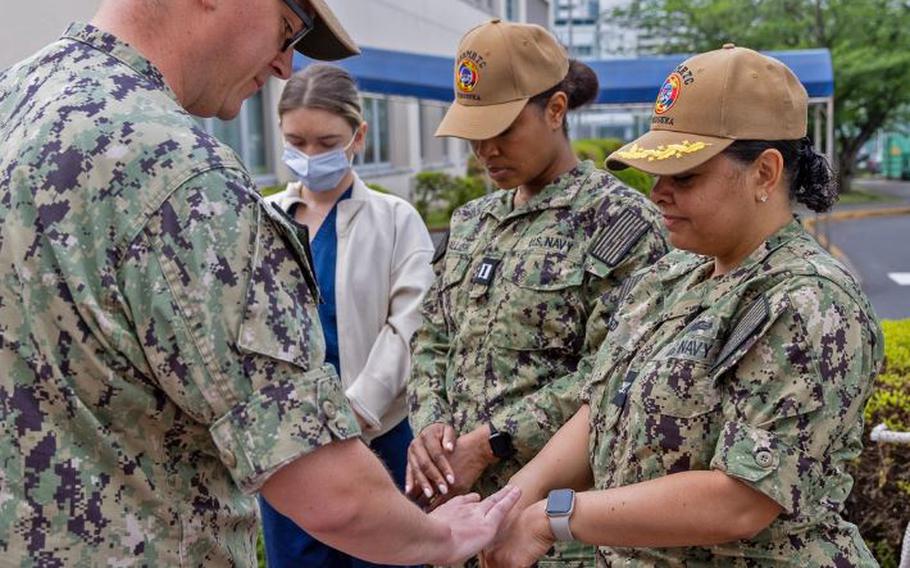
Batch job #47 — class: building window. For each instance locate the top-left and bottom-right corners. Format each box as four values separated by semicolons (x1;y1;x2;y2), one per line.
506;0;519;20
357;95;390;167
200;91;270;177
420;101;448;166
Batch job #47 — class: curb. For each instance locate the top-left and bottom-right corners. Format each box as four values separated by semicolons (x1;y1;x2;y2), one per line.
805;206;910;224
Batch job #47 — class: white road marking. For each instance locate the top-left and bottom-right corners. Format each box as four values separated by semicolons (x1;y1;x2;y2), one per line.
888;273;910;286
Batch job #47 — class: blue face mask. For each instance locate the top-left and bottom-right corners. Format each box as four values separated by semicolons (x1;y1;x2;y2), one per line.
283;135;356;192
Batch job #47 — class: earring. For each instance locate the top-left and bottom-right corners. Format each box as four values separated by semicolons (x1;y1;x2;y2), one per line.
758;194;768;203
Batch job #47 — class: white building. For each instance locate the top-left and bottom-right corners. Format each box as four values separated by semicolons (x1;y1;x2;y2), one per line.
1;0;551;198
551;0;659;59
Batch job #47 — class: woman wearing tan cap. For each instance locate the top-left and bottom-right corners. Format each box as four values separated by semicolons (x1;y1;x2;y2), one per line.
406;18;668;567
483;45;883;567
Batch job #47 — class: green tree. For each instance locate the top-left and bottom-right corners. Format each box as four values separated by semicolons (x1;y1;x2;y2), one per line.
612;0;910;191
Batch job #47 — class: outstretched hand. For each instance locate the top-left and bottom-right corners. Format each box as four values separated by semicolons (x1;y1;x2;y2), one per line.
428;485;522;566
481;500;554;568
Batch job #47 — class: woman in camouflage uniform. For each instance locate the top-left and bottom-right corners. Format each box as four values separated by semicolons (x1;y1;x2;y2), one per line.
484;46;883;568
405;19;668;568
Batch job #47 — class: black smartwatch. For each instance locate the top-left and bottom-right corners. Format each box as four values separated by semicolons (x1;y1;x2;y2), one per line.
487;423;515;459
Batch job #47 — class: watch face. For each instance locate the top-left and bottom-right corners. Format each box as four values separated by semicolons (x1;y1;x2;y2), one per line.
546;489;575;515
489;431;515;459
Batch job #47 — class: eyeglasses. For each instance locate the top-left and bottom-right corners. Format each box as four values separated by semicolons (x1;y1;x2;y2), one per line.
280;0;315;53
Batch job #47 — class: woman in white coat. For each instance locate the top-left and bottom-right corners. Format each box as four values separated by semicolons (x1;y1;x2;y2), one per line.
260;63;434;568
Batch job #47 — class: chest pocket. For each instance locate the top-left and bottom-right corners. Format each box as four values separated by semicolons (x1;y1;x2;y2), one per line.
619;350;723;475
237;202;325;385
442;253;472;289
493;250;585;352
632;313;724;418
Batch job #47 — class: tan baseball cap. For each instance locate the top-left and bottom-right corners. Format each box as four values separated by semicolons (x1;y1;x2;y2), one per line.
295;0;360;61
606;44;807;176
435;19;569;140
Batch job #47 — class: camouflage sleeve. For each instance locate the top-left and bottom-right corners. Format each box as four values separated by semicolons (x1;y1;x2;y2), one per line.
709;279;883;517
120;167;360;494
492;215;669;462
407;248;454;435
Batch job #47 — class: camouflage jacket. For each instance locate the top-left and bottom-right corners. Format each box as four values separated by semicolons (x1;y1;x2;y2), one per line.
0;24;359;567
408;161;668;495
586;219;883;567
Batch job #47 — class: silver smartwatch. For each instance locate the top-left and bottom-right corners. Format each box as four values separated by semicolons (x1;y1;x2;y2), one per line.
545;488;576;541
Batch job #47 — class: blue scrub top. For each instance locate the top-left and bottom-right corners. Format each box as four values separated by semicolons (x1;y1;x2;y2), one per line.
295;185;353;375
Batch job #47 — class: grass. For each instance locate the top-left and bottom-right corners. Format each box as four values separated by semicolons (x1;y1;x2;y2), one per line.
425;208;451;232
837;189;900;205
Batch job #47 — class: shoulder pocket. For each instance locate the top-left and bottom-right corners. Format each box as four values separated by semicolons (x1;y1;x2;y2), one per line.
237;203;325;373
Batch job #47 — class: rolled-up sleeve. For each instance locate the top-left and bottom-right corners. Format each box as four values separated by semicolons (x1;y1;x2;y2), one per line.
211;365;359;493
709;281;882;517
120;167;360;494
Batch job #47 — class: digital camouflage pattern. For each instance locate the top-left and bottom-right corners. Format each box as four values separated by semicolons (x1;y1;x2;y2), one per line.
586;219;884;567
0;24;360;566
408;160;668;567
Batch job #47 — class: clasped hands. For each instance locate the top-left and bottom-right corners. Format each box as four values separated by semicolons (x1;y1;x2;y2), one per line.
406;423;555;567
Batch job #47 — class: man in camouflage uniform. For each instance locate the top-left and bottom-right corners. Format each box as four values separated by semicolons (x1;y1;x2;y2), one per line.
0;1;518;566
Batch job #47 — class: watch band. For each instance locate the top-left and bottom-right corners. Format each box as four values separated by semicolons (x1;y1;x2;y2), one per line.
487;422;515;459
549;511;575;542
546;489;576;542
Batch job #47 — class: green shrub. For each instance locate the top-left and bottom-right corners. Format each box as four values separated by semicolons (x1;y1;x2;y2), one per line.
572;138;654;197
366;182;391;194
258;184;285;197
413;171;455;221
572;139;606;163
413;171;489;230
445;175;487;218
845;319;910;567
590;137;625;156
611;167;654;197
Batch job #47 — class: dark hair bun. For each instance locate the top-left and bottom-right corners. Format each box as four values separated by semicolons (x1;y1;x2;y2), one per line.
793;138;838;212
564;60;599;110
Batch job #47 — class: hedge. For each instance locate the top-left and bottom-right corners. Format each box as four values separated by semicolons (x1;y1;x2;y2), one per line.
845;319;910;567
572;137;654;196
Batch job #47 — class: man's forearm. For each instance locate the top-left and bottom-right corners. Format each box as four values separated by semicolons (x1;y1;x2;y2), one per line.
261;438;452;565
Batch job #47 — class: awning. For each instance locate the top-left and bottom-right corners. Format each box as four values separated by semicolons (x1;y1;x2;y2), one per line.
295;47;834;104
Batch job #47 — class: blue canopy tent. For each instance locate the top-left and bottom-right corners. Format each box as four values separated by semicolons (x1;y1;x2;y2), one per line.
297;47;832;102
294;47;834;159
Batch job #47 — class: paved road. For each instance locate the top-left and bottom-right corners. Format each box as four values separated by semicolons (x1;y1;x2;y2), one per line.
828;214;910;320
